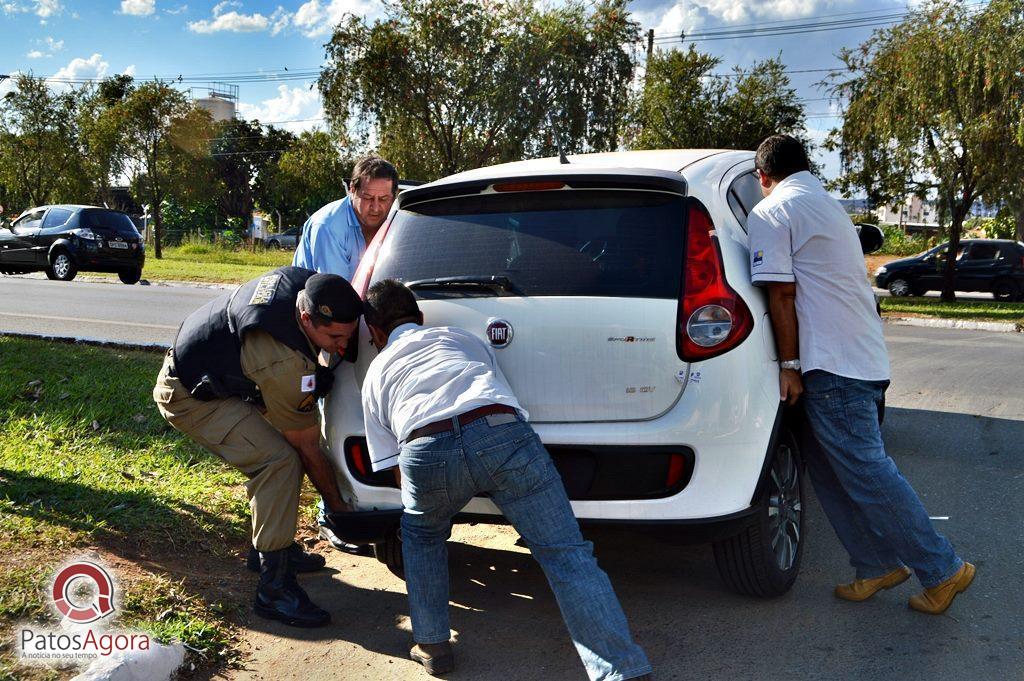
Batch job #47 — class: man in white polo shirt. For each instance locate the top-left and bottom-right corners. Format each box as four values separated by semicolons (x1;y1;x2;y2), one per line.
747;134;974;615
360;279;651;680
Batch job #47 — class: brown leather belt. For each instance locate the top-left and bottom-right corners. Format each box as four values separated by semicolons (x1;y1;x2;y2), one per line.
406;404;518;442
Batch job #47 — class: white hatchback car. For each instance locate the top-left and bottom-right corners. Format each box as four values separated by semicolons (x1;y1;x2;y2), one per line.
325;149;805;597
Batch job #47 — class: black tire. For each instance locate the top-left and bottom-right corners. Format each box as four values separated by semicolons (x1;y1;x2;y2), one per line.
372;523;404;579
268;240;280;250
887;278;914;297
713;427;804;597
46;250;77;281
992;278;1019;302
118;269;142;285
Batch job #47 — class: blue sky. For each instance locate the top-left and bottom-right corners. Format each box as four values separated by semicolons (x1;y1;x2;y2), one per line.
0;0;925;180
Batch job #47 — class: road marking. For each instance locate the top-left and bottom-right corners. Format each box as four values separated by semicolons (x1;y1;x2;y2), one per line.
0;311;177;330
929;516;950;521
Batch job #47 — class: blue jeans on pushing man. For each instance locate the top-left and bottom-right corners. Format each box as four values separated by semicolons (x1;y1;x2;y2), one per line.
801;370;963;588
398;412;651;681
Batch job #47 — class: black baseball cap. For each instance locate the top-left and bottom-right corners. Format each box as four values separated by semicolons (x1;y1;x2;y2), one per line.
303;273;362;323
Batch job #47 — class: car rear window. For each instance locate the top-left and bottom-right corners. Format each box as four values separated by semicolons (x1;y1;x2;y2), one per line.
372;190;686;299
81;209;139;236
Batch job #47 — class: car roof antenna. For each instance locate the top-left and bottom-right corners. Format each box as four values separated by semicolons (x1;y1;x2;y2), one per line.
546;112;570;165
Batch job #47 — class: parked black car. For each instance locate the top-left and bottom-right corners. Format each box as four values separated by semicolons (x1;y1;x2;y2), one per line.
0;205;145;284
875;239;1024;301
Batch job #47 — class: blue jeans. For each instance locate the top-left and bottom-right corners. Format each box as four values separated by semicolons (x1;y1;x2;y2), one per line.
399;413;651;681
802;370;962;588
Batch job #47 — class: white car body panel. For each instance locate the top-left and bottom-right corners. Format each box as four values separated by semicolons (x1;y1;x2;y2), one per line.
323;148;783;523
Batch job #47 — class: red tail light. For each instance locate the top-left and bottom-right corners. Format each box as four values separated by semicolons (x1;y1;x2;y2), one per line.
344;437;398;487
677;200;753;362
351;216;395;298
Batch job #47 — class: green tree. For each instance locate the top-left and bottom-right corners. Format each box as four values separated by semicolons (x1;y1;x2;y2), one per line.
78;74;135;208
827;0;1022;301
261;130;352;226
319;0;639;180
122;82;213;258
211;118;296;232
627;49;808;152
0;74;85;209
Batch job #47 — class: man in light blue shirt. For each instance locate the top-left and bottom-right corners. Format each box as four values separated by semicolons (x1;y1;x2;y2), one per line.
292;155;399;554
292;156;398;280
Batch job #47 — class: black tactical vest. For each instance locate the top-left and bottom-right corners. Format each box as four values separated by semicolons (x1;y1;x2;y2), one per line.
172;266;317;402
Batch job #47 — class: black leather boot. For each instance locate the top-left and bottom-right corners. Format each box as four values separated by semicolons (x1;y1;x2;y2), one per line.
253;548;331;627
246;542;327;573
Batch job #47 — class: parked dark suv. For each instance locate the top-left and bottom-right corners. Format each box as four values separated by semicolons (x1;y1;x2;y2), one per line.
0;205;145;284
875;239;1024;301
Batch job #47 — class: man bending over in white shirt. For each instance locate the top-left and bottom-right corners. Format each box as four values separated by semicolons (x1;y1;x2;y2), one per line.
360;279;651;680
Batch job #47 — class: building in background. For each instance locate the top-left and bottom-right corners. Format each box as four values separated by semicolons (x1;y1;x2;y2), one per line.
191;83;237;122
876;195;938;227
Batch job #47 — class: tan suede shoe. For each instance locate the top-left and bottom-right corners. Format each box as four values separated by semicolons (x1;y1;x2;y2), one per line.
909;562;976;615
410;641;454;676
835;566;913;602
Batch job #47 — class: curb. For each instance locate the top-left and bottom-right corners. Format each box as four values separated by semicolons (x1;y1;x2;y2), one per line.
884;316;1023;333
2;331;169;352
10;272;236;290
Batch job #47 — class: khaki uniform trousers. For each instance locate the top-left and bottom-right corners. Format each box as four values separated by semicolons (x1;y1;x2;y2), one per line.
152;351;302;552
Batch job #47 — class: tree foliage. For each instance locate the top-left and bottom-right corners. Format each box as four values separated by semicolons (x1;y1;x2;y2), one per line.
626;48;808;153
319;0;640;180
122;82;215;258
0;74;85;209
827;0;1024;300
261;130;352;226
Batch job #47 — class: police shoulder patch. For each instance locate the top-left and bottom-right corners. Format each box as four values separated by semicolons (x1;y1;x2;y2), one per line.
249;274;281;306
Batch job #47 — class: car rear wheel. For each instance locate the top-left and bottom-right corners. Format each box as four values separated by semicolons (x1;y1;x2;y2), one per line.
887;278;914;297
46;250;77;282
992;278;1019;302
268;239;280;250
118;269;142;285
713;427;803;597
372;523;404;579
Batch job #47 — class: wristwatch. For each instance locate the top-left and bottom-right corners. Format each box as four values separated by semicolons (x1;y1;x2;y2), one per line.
780;359;801;371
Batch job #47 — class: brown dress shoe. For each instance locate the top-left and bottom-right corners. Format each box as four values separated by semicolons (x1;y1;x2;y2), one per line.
410;641;454;676
909;562;975;615
835;566;912;602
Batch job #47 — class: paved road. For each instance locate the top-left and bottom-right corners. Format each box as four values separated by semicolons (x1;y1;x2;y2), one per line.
230;326;1022;681
2;276;1021;681
0;274;223;345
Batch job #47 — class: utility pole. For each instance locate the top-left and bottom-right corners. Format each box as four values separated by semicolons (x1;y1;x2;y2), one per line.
646;29;654;64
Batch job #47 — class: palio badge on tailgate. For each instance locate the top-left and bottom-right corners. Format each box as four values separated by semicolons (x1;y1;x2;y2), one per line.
486;319;513;348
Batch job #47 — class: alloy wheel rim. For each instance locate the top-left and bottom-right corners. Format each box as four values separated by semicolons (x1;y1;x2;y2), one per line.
54;255;70;278
890;280;909;296
767;443;801;571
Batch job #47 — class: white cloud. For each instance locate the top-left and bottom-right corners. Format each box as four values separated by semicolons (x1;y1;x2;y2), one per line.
164;3;187;14
291;0;375;38
123;64;137;77
236;84;324;133
50;53;110;84
188;1;271;33
645;0;857;39
25;36;64;59
270;5;290;35
120;0;155;16
34;0;61;18
2;2;27;14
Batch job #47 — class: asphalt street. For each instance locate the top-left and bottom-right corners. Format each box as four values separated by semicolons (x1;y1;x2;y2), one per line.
0;274;223;346
1;275;1021;681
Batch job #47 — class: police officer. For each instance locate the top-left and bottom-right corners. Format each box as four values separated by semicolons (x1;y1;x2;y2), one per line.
153;267;362;627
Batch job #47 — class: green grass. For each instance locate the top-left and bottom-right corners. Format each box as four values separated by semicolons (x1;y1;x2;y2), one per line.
0;337;253;678
881;297;1024;326
81;244;295;285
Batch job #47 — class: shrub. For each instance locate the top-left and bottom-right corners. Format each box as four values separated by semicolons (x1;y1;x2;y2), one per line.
879;224;938;256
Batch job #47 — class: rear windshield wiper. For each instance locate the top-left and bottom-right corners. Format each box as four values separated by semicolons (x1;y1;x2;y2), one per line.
406;276;522;296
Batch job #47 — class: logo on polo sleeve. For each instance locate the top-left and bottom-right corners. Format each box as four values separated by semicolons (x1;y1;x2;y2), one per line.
752;250;764;267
